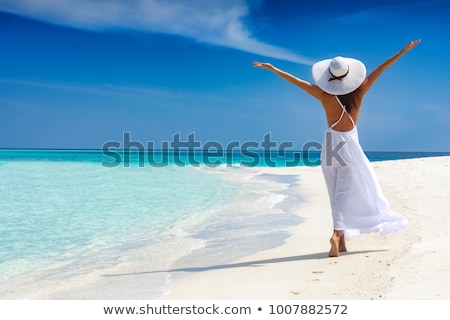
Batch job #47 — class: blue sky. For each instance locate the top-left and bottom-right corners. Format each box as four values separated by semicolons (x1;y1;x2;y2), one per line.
0;0;449;151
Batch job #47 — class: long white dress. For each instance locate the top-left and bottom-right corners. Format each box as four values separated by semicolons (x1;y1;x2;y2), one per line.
320;96;407;240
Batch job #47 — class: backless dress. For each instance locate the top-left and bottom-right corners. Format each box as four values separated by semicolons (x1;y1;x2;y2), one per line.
320;96;407;239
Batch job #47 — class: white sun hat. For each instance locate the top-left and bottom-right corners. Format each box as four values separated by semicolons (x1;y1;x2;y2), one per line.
312;56;366;95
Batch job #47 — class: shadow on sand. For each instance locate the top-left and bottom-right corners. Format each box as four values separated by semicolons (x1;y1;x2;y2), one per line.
103;249;387;277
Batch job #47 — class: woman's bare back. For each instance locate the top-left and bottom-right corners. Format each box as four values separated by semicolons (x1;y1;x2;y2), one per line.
320;93;362;132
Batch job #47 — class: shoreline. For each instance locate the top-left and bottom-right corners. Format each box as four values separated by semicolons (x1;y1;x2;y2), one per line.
0;162;304;300
163;156;450;300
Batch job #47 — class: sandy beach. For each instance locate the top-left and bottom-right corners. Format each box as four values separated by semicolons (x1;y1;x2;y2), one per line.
163;156;450;300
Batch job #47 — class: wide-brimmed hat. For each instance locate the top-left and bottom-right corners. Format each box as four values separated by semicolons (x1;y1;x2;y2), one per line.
312;56;366;95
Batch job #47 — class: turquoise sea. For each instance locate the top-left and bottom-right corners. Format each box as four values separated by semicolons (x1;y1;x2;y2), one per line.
0;149;449;299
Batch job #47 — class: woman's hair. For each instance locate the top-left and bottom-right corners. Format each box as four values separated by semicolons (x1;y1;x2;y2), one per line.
337;88;362;113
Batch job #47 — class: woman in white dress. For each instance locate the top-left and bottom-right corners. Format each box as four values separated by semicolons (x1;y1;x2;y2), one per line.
253;40;421;257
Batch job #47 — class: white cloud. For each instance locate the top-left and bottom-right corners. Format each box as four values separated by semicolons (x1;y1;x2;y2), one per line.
0;77;177;99
0;0;312;64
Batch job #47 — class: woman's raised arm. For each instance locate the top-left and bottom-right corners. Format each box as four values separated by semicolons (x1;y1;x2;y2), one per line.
359;39;422;95
253;62;325;100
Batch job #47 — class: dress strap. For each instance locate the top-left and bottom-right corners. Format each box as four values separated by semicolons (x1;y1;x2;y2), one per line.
330;96;355;129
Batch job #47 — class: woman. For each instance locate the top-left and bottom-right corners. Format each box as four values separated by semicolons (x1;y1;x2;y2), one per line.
253;40;421;257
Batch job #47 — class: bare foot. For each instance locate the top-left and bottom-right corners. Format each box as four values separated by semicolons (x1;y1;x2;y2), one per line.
339;235;347;252
329;235;339;257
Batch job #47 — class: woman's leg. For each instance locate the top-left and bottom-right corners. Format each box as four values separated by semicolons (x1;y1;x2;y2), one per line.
329;230;346;257
339;233;347;252
322;158;348;257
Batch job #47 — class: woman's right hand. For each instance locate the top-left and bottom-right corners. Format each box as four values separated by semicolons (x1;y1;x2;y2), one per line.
253;61;274;70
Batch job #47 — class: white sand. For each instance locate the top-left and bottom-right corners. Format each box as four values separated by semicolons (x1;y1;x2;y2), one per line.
163;156;450;300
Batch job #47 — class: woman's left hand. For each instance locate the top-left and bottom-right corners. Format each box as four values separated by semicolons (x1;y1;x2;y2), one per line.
401;39;422;53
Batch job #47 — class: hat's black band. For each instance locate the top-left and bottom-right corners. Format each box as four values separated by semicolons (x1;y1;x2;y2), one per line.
328;66;350;82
